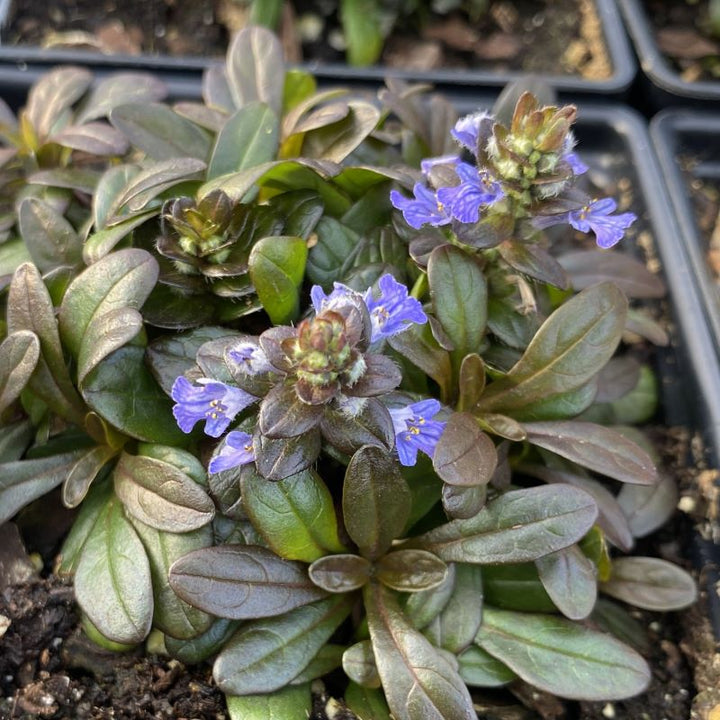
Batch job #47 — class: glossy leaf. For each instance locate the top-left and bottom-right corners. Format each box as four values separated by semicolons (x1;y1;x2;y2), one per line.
62;444;118;508
457;645;516;687
343;640;381;688
74;496;153;645
207;102;279;180
476;282;627;418
343;445;412;560
76;72;167;123
535;545;597;620
475;606;651;700
497;240;569;288
345;682;392;720
168;544;327;619
130;517;213;640
442;483;487;520
213;594;353;695
164;617;240;664
248;235;307;324
58;248;158;358
600;557;697;611
319;398;395;455
306;215;360;288
258;384;323;439
226;26;284;115
458;353;485;411
51;122;130;156
253;428;322;481
18;198;82;273
26;67;92;138
241;467;346;562
364;581;476;720
433;412;497;487
83;211;156;264
226;684;312;720
110;102;211;161
410;485;597;564
404;563;456;630
423;563;483;653
481;563;556;613
428;245;487;371
113;451;214;532
308;554;372;593
0;330;39;413
376;550;448;593
81;345;186;444
523;421;658;485
0;450;87;524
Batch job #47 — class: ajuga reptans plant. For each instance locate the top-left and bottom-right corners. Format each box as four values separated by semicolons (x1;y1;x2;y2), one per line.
0;25;697;720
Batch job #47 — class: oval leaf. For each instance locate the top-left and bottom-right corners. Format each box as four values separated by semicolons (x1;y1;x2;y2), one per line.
168;545;327;619
0;330;40;413
308;554;372;593
226;684;312;720
476;606;651;700
535;546;597;620
375;550;448;593
343;640;381;689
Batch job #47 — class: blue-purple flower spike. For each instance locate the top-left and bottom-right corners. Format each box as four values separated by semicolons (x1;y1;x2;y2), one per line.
388;399;446;466
451;111;491;155
310;282;357;314
365;274;427;342
390;183;452;229
208;430;255;473
228;342;273;375
171;376;256;438
437;162;504;224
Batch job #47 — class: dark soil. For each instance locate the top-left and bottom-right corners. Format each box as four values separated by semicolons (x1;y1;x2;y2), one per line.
642;0;720;83
3;0;610;79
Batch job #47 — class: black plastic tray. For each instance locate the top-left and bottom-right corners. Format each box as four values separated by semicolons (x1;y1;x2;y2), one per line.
619;0;720;109
0;0;635;102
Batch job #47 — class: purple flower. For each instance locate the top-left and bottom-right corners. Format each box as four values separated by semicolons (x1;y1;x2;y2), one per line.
364;274;427;342
421;154;460;176
389;399;446;466
171;376;256;438
533;198;636;249
436;162;504;224
451;111;491;154
310;281;358;314
208;431;255;473
390;183;452;229
228;342;273;375
562;133;588;175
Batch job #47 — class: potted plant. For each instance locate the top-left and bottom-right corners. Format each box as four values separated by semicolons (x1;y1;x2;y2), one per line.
0;25;714;720
0;0;635;101
619;0;720;109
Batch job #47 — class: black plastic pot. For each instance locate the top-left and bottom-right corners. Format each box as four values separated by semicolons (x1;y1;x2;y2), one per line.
0;0;635;104
619;0;720;110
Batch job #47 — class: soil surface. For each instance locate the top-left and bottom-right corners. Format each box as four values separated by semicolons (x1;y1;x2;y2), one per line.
642;0;720;83
3;0;611;79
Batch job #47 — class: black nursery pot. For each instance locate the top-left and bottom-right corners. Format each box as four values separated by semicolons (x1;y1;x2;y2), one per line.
619;0;720;111
0;0;635;105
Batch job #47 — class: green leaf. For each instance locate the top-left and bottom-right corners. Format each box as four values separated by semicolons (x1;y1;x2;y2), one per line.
345;682;392;720
339;0;384;66
423;563;483;653
58;248;158;359
302;101;381;163
343;445;412;560
81;345;186;444
364;581;476;720
0;420;34;463
168;544;327;619
18;198;82;273
7;263;87;425
292;644;345;684
241;467;346;562
113;450;214;532
600;557;697;611
75;495;153;645
433;412;497;487
213;594;353;695
93;164;141;229
248;235;307;324
226;684;312;720
0;450;88;524
50;121;129;156
477;282;627;418
428;245;487;373
523;421;658;485
110;102;211;161
343;640;381;688
481;564;556;613
375;550;448;593
306;216;360;288
457;645;516;687
129;517;213;640
164;617;240;664
76;72;167;124
0;330;40;414
0;238;32;280
254;429;322;481
283;69;317;113
83;211;156;264
410;485;597;564
535;546;597;620
404;563;456;630
207;102;279;180
475;606;651;700
226;26;285;115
